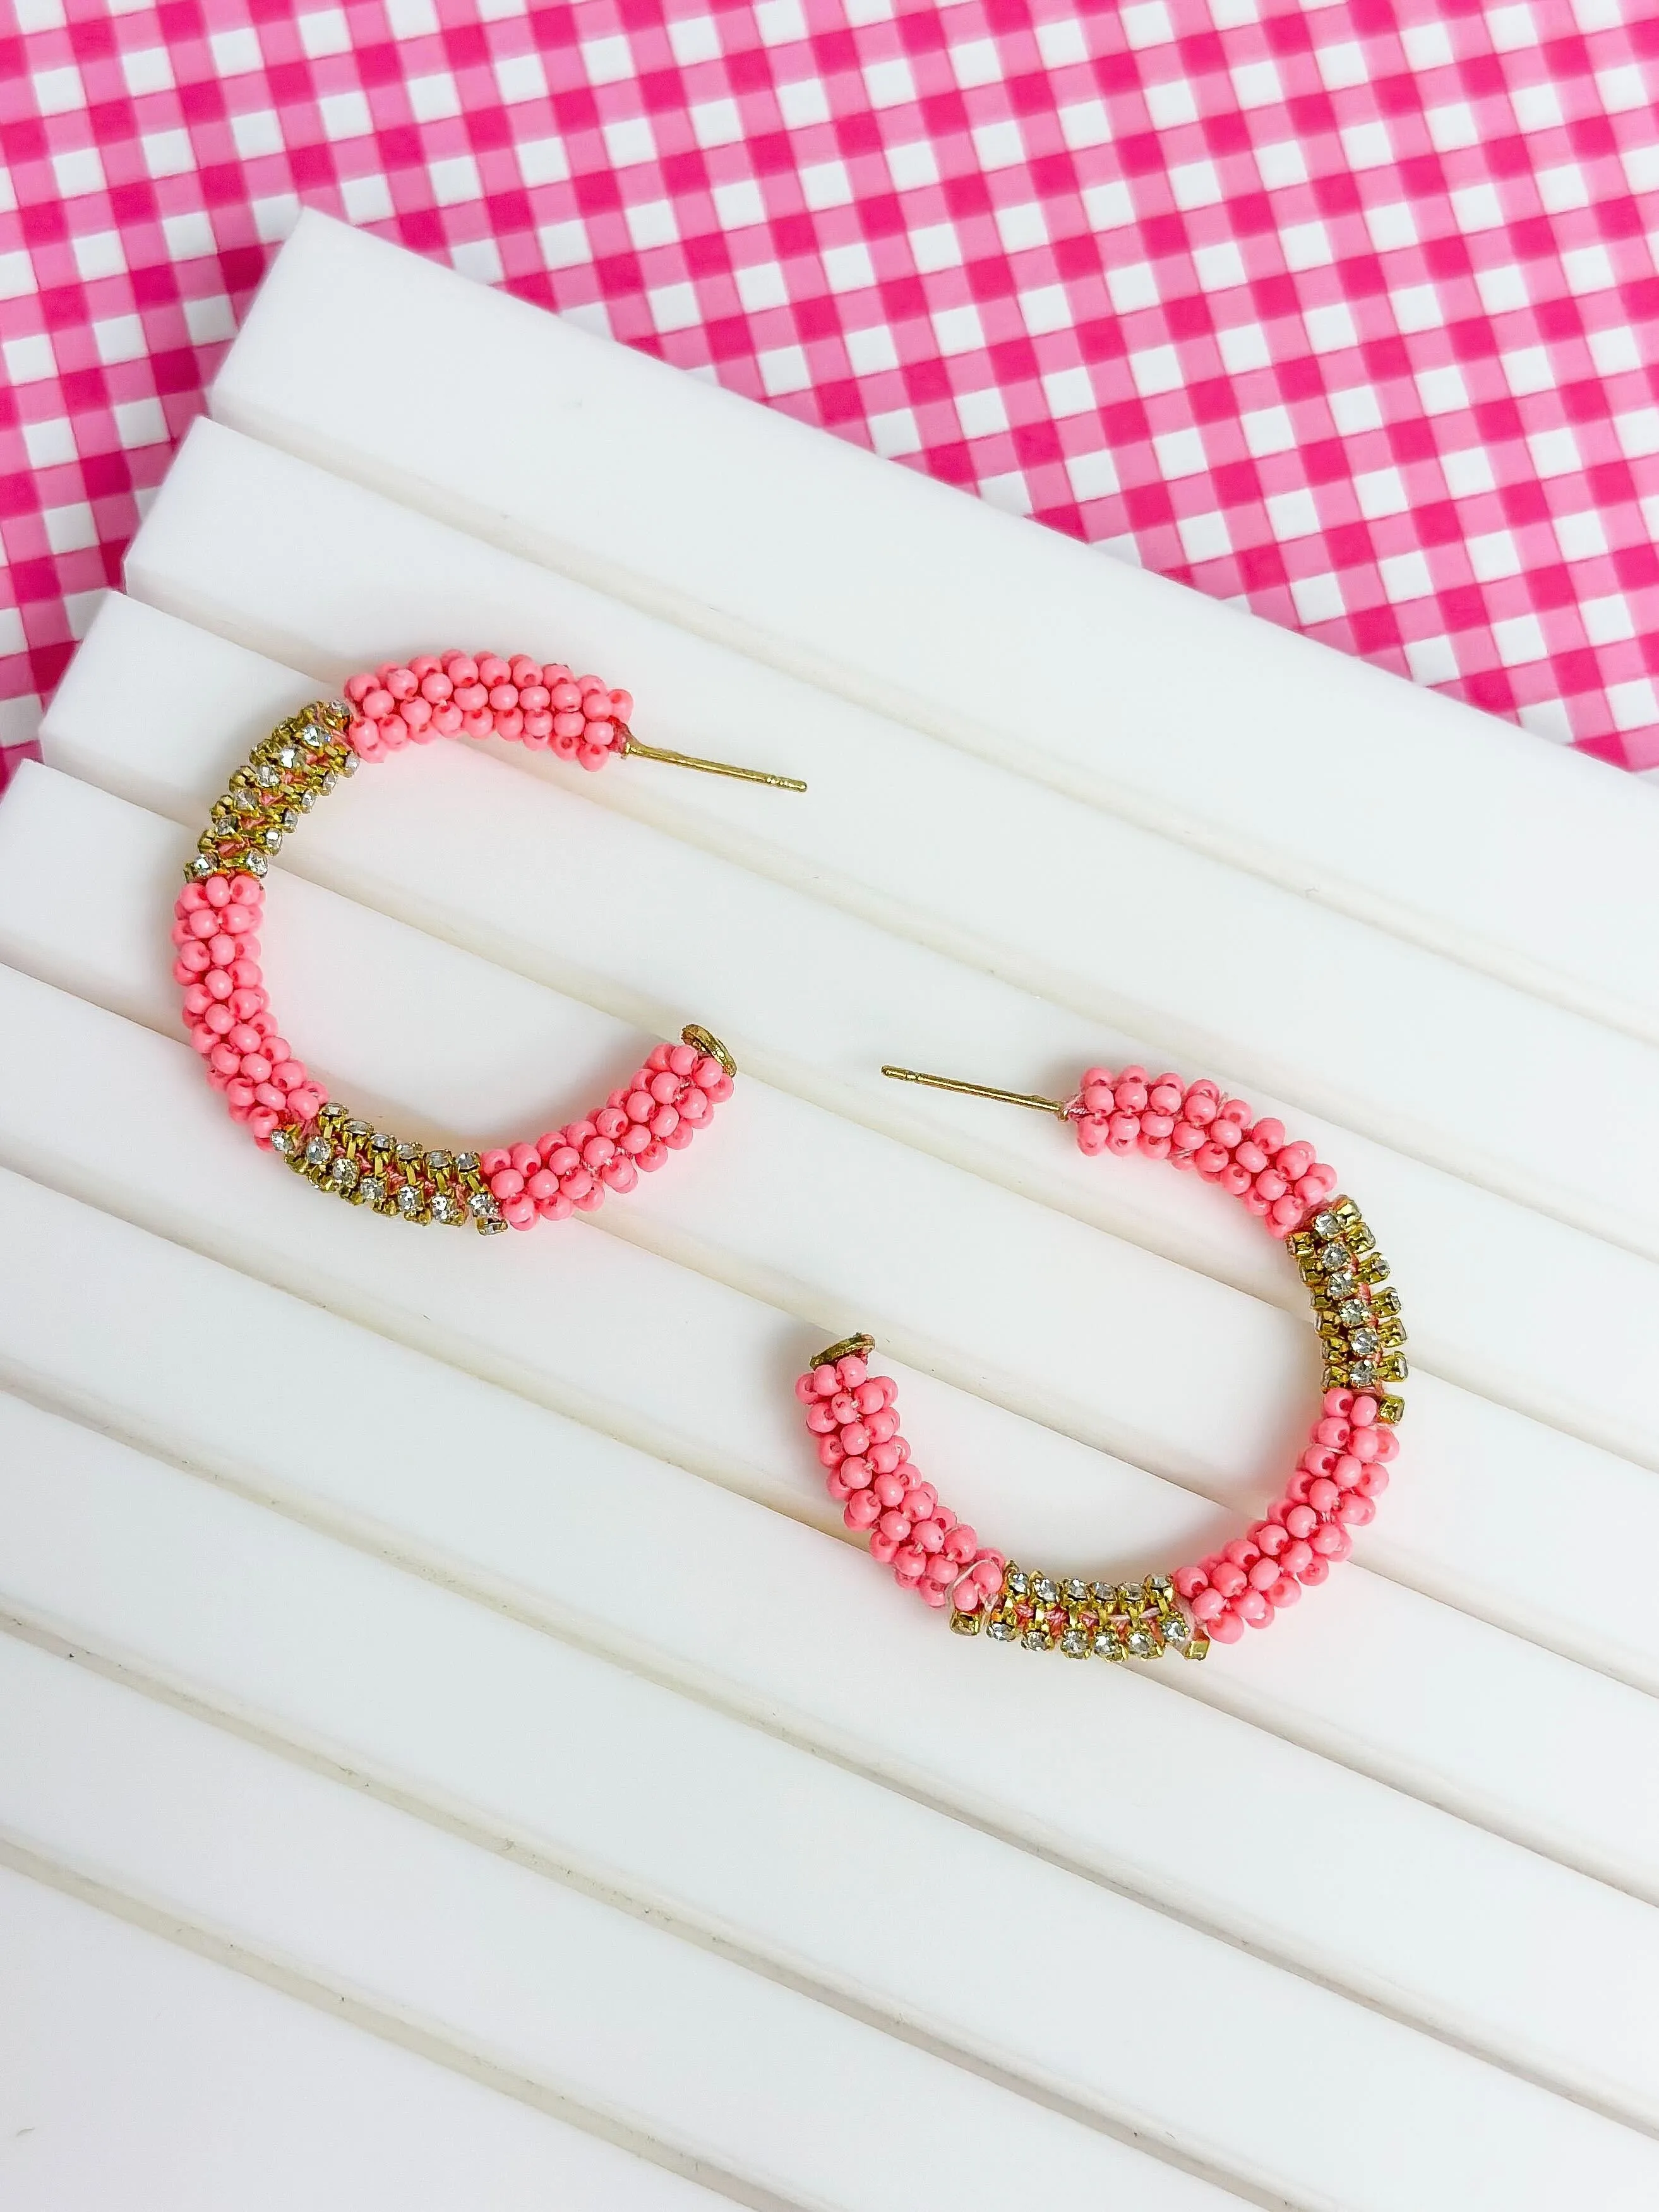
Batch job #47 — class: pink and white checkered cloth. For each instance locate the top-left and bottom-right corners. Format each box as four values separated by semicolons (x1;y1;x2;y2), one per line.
3;0;1658;791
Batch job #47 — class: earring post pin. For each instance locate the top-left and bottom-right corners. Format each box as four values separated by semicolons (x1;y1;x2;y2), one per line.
881;1066;1072;1119
621;732;806;792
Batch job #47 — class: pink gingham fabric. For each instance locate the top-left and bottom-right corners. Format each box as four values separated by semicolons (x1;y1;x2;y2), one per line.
3;0;1659;790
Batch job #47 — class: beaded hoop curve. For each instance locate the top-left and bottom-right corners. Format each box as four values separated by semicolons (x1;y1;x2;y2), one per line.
173;648;803;1233
793;1061;1407;1659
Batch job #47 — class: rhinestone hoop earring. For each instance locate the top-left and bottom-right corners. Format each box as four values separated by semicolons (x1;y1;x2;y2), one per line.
793;1060;1406;1661
172;646;803;1233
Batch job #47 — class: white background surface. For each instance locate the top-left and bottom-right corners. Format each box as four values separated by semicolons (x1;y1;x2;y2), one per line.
3;212;1658;2210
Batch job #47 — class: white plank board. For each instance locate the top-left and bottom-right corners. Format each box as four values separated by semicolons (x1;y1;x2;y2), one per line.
5;215;1656;2209
210;212;1659;1050
0;1865;717;2212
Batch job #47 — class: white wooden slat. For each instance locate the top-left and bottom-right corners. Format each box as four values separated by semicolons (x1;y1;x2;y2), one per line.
6;759;1659;1731
3;1394;1657;2208
3;1161;1657;2134
16;208;1657;2208
42;592;1659;1478
118;418;1659;1265
209;212;1659;1050
0;1865;716;2212
0;1634;1249;2212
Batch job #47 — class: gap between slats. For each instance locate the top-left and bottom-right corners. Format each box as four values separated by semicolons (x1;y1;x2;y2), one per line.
0;1860;724;2212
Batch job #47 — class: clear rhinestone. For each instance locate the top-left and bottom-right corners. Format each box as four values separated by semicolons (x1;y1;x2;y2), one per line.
1125;1627;1157;1659
986;1618;1015;1642
1163;1613;1190;1647
1062;1578;1089;1603
270;1128;294;1156
358;1176;384;1207
1021;1627;1052;1653
1339;1298;1368;1326
1060;1629;1091;1658
1312;1209;1341;1238
304;1137;330;1168
274;744;297;768
1033;1575;1058;1605
246;851;268;876
1320;1240;1350;1269
1348;1327;1379;1356
477;1214;508;1235
1349;1360;1377;1389
1150;1574;1173;1596
397;1187;423;1217
1005;1569;1028;1598
1089;1580;1115;1606
370;1132;394;1151
467;1188;498;1219
261;827;283;851
254;761;280;787
297;788;316;811
189;854;215;877
1324;1268;1355;1300
430;1193;458;1224
1093;1630;1123;1660
455;1151;478;1172
425;1151;452;1173
397;1141;420;1161
321;770;339;793
345;1120;371;1138
328;1155;357;1190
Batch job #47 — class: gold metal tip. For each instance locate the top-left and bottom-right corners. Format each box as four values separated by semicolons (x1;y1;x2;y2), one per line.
810;1332;876;1369
681;1024;736;1079
880;1066;1071;1118
622;731;806;792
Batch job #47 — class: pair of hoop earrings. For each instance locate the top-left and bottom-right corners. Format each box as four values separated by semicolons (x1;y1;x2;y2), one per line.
173;649;1408;1664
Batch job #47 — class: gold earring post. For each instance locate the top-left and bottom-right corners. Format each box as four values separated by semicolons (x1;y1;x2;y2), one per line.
881;1066;1072;1119
621;729;806;792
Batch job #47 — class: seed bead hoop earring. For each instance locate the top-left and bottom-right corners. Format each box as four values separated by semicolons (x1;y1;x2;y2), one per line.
793;1061;1406;1661
172;648;803;1234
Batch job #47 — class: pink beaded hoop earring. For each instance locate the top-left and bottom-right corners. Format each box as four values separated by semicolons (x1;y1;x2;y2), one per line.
793;1061;1406;1662
172;648;804;1233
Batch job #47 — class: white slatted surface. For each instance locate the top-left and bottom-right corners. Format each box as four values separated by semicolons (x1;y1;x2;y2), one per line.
3;214;1657;2209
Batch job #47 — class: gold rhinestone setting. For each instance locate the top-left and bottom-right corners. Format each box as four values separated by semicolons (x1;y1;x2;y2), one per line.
1289;1195;1408;1420
186;700;510;1235
954;1569;1210;1663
